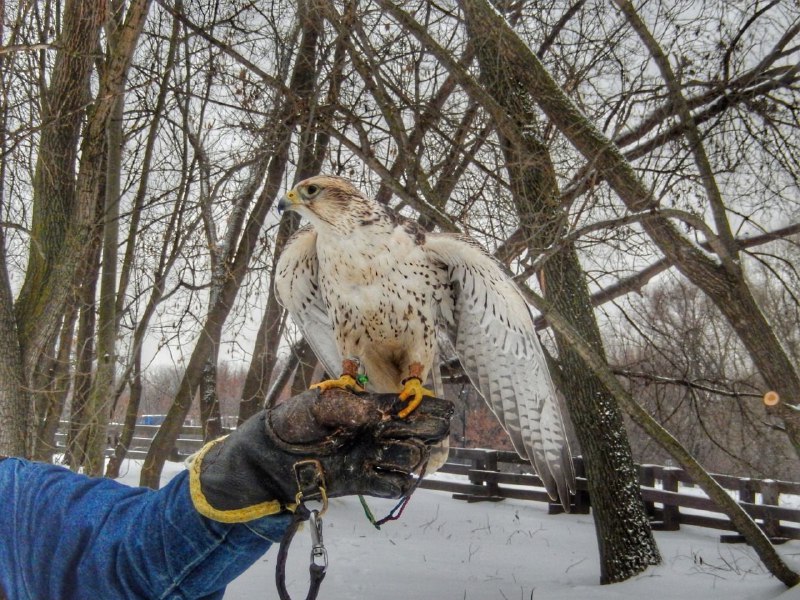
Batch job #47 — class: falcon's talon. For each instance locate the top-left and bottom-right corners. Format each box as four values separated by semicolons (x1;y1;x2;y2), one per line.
310;374;365;393
396;377;434;418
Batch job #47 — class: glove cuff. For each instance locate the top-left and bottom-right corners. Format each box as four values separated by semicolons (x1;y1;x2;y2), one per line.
189;436;296;523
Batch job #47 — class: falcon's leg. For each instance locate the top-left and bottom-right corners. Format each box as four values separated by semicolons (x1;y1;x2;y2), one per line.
397;362;435;418
311;358;365;393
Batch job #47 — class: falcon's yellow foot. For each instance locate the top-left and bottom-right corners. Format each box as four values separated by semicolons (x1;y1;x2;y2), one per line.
310;374;365;393
397;377;435;418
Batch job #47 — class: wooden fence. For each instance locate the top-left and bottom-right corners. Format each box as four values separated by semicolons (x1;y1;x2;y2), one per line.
55;422;230;463
56;424;800;542
418;447;800;543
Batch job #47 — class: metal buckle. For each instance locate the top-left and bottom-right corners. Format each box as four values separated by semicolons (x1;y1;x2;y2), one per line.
293;459;328;516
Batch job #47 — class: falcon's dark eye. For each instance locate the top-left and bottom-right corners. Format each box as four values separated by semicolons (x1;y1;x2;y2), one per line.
305;184;320;197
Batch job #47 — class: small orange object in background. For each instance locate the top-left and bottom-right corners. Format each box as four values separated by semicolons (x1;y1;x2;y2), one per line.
763;391;780;406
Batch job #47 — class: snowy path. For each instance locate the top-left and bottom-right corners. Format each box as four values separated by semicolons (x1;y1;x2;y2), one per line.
224;489;799;600
115;460;800;599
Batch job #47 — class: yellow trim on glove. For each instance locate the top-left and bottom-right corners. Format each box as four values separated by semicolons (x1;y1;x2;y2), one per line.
189;436;295;523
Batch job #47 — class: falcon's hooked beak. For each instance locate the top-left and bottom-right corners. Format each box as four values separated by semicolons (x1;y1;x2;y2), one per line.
277;188;302;214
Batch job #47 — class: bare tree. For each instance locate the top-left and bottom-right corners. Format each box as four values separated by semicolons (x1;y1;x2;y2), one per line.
449;0;798;584
0;0;150;458
462;2;660;582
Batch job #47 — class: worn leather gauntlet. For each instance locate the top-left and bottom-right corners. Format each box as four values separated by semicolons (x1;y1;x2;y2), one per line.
190;389;453;523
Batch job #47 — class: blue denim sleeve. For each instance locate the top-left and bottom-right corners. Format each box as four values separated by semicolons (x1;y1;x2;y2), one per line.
0;458;292;600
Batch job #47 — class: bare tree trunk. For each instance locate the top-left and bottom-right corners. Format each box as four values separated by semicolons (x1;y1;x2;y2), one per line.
105;3;183;472
106;353;142;479
106;215;195;471
238;118;333;421
9;0;151;460
15;0;100;351
239;0;349;422
12;1;103;457
33;303;78;462
465;4;660;581
199;353;223;442
0;0;29;458
542;247;662;582
84;6;126;474
0;225;27;456
79;0;152;475
65;234;102;469
290;338;319;398
239;278;288;421
529;286;800;587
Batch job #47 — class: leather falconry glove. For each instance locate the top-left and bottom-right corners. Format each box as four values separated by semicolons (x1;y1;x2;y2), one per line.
190;388;453;522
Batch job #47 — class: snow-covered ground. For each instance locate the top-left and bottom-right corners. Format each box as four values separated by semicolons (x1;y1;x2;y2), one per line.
117;461;800;600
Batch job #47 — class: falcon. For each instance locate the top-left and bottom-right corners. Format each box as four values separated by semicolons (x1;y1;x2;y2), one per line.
275;175;575;507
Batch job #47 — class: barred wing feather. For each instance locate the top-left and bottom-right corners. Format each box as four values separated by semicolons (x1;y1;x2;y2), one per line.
274;226;342;379
425;233;575;507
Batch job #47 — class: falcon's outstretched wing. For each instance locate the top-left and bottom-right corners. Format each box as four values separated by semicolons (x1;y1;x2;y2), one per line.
274;226;341;378
424;233;575;507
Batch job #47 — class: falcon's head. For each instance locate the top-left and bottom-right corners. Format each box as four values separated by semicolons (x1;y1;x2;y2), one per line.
278;175;388;235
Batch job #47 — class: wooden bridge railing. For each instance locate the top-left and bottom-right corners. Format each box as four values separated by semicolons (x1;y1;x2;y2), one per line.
55;424;800;542
55;422;230;462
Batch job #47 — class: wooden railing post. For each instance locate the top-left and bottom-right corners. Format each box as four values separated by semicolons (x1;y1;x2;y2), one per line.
761;480;781;539
468;450;485;488
639;464;656;519
661;467;681;531
567;455;590;514
738;478;755;504
484;450;499;497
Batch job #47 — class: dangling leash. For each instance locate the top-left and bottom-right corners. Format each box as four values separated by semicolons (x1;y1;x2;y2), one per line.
275;458;428;599
276;460;329;600
276;504;327;600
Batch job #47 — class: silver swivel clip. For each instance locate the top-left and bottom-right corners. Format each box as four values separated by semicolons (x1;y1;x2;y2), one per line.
309;509;328;572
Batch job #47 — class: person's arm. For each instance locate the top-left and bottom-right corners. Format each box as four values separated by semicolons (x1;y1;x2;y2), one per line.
0;390;452;600
0;457;290;600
